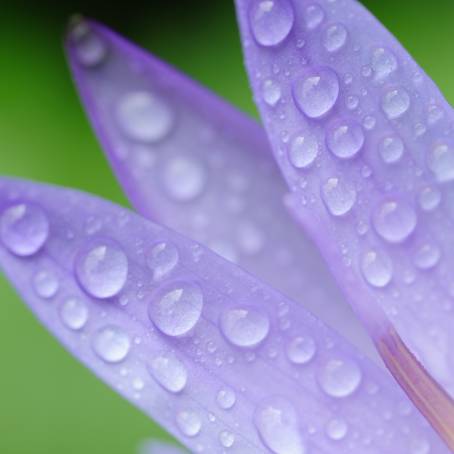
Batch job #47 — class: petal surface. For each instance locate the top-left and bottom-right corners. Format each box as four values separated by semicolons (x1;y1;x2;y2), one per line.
0;177;447;453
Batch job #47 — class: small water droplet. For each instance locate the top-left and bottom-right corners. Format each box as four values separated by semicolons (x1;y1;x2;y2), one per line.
293;67;339;119
418;186;441;211
317;357;362;398
372;200;417;243
70;20;107;67
262;79;282;106
325;418;348;441
288;134;318;169
147;242;179;281
427;143;454;183
33;269;59;299
75;239;128;299
414;243;440;270
304;4;325;30
379;136;405;164
410;438;430;454
0;203;49;257
361;250;393;288
321;177;357;216
176;410;202;437
286;336;316;365
220;306;270;348
216;388;237;410
254;396;306;454
382;88;410;119
346;95;359;110
326;120;364;159
371;48;397;81
148;281;204;337
249;0;294;47
60;297;88;330
92;325;130;363
323;23;347;53
148;353;188;393
219;430;235;448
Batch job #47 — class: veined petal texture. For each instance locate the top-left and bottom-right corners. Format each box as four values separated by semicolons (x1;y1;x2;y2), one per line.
0;177;446;453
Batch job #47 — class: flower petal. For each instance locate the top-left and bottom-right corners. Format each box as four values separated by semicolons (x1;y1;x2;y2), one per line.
235;0;454;445
0;177;447;453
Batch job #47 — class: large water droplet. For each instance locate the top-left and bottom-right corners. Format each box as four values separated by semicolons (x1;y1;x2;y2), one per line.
288;133;318;169
176;410;202;437
321;177;357;217
382;88;410;119
262;79;282;106
361;250;393;288
163;156;206;202
216;388;236;410
286;336;316;365
60;297;88;330
0;203;49;257
220;306;270;348
33;269;59;299
326;120;364;159
75;239;128;299
147;242;179;281
254;396;306;454
148;281;204;337
325;418;348;441
414;243;441;270
293;67;339;119
427;143;454;183
372;200;417;243
148;353;188;393
304;4;325;30
92;325;130;363
249;0;294;47
317;357;362;398
371;48;397;82
379;136;405;164
219;430;235;448
117;91;174;143
70;20;107;67
322;23;347;53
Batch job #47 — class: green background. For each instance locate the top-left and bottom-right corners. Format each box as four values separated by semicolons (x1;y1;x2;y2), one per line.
0;1;453;452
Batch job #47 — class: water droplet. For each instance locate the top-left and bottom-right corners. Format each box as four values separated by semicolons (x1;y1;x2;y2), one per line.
322;23;347;53
249;0;294;47
288;134;318;169
163;156;206;202
219;430;235;448
262;79;282;106
382;88;410;119
216;388;236;410
176;410;202;437
379;136;405;164
60;297;88;330
220;306;270;348
33;269;59;299
286;336;316;365
254;396;306;454
325;418;348;441
418;186;441;212
293;67;339;119
148;353;188;393
346;95;359;110
75;239;128;299
321;177;357;216
148;281;204;337
410;438;430;454
317;357;362;398
414;243;441;270
117;91;174;143
361;250;393;288
372;200;417;243
70;20;107;67
92;325;130;363
304;4;325;30
427;143;454;183
326;120;364;159
147;242;179;281
0;203;49;257
371;48;397;81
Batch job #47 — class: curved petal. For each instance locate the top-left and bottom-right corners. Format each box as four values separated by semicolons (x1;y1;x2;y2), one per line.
0;177;446;453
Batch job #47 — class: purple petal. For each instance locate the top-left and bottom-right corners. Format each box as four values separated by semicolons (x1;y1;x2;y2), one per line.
0;177;447;453
64;18;379;363
234;0;454;445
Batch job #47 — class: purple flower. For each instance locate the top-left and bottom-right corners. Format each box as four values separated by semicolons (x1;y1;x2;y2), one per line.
1;1;454;452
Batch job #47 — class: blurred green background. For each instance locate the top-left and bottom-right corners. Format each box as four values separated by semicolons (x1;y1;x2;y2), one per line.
0;1;453;452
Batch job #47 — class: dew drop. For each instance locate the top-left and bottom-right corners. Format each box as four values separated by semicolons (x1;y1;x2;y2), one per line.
372;200;417;244
304;4;325;30
410;438;430;454
322;23;347;53
117;91;174;143
361;250;393;288
317;357;362;398
249;0;294;47
216;388;237;410
60;297;88;330
220;306;270;348
262;79;282;106
293;67;339;119
33;269;59;299
219;430;235;448
147;242;179;281
75;239;128;299
148;353;188;393
382;88;410;119
92;325;130;363
379;136;405;164
176;410;202;437
418;186;441;212
288;134;318;169
254;396;306;454
0;203;49;257
427;143;454;183
325;418;348;441
286;336;316;365
414;243;441;270
371;48;397;82
70;20;107;67
321;177;357;217
148;281;204;337
326;120;364;159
